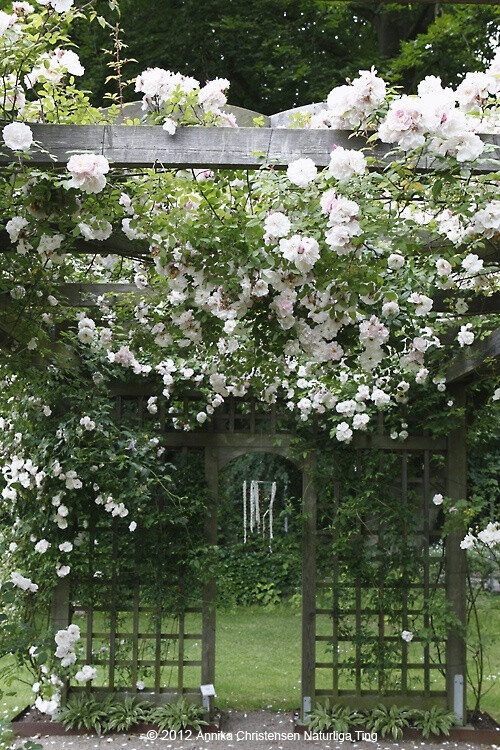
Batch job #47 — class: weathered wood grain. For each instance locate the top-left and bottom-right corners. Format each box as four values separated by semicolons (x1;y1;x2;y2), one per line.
0;124;497;170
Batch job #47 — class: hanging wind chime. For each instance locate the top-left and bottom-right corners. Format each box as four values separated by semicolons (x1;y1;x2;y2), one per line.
243;479;276;543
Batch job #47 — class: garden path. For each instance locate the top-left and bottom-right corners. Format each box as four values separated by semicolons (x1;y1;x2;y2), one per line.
23;710;497;750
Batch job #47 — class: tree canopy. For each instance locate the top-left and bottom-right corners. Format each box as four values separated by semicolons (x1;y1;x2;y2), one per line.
70;0;500;114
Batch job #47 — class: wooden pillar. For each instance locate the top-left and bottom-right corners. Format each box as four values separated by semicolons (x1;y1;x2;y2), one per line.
202;446;217;703
51;578;70;630
446;384;467;724
301;452;317;721
51;578;71;703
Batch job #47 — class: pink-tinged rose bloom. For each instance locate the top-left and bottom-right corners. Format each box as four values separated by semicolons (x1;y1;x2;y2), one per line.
67;153;109;194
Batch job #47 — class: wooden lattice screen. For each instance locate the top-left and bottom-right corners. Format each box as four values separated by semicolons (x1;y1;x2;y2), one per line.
68;516;204;702
314;439;448;709
64;393;207;703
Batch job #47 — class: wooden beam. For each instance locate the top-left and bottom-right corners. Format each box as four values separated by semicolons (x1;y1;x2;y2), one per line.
0;125;497;170
53;283;500;321
58;282;148;305
433;290;500;316
0;229;149;258
446;328;500;383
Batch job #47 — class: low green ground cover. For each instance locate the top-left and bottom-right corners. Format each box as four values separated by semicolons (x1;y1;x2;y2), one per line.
1;597;498;720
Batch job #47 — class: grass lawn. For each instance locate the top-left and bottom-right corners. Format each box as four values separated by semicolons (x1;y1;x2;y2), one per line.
1;595;498;721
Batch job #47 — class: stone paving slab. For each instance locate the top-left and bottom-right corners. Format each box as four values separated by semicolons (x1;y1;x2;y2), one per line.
22;710;499;750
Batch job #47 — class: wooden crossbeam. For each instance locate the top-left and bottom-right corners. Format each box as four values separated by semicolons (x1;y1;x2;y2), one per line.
0;230;149;257
0;124;498;170
446;328;500;383
55;283;500;316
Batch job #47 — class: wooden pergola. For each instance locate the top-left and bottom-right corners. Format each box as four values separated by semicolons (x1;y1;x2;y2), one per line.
2;104;499;722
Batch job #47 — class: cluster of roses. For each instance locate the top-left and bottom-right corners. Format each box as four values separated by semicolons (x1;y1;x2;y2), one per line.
461;521;500;551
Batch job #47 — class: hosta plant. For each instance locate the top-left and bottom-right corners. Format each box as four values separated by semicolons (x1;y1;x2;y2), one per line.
365;704;411;740
410;706;457;738
151;699;207;732
307;703;366;733
56;695;114;735
105;696;154;732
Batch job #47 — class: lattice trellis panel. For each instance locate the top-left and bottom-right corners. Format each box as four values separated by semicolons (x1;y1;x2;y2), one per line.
68;510;204;702
65;393;206;703
314;443;448;709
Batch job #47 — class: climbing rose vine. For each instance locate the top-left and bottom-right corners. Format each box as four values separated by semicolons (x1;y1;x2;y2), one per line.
0;0;498;714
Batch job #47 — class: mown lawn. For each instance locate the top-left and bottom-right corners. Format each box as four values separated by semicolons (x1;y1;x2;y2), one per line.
1;595;498;720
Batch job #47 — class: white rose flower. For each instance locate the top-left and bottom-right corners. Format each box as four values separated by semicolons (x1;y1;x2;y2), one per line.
286;158;317;187
387;253;405;270
408;292;433;316
162;117;176;135
352;413;370;431
457;324;474;347
335;421;353;443
6;216;29;242
436;258;452;276
10;571;38;592
279;234;320;273
2;122;33;152
415;368;429;384
79;416;95;431
401;630;414;642
381;300;399;317
432;494;444;506
460;533;475;550
67;153;109;194
75;665;97;683
461;253;483;275
328;146;366;181
264;212;291;239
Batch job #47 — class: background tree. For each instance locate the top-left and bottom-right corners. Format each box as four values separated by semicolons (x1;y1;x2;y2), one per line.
69;0;500;114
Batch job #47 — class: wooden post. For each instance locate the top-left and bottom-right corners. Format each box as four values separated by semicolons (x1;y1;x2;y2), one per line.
202;446;218;708
51;578;71;630
50;578;71;704
301;452;317;721
446;384;467;724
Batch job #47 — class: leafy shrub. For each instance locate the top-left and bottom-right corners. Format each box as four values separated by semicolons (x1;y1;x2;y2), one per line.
216;536;301;607
57;695;114;734
253;582;281;607
151;699;207;731
307;703;365;733
365;704;411;740
57;695;206;734
106;696;153;731
410;706;457;738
